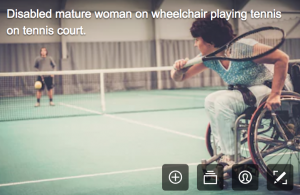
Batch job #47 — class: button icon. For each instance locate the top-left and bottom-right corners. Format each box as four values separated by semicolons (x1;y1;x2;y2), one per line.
169;170;182;184
162;164;188;191
232;164;259;191
274;171;287;184
197;164;224;191
267;164;293;191
204;170;218;185
238;170;253;184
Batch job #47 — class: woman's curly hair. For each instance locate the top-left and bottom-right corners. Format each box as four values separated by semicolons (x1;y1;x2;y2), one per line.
190;13;236;47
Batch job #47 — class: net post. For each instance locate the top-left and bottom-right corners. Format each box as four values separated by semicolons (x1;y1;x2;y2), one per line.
153;17;163;90
100;72;106;112
156;40;163;90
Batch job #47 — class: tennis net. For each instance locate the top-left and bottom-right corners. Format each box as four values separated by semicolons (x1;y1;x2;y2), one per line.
0;67;226;121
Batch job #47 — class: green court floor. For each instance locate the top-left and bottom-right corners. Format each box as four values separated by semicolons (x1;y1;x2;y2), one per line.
0;89;297;195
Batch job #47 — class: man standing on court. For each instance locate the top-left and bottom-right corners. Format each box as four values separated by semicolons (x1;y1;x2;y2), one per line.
34;47;56;107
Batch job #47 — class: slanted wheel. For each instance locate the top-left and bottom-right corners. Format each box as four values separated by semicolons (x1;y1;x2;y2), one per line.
248;93;300;191
206;121;251;160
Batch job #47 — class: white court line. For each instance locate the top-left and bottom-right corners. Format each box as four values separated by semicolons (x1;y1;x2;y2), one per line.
104;114;204;140
0;104;203;187
230;147;299;156
59;103;204;140
268;151;299;156
59;105;298;154
60;103;103;115
0;162;199;187
143;94;205;100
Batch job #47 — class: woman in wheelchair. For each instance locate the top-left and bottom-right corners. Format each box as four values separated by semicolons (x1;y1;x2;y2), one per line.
171;15;295;167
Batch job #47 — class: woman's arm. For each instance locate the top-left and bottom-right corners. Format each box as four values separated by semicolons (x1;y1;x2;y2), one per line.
170;59;208;82
253;44;289;110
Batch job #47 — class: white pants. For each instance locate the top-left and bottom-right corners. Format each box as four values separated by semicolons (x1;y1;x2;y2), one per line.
204;74;294;155
204;85;272;155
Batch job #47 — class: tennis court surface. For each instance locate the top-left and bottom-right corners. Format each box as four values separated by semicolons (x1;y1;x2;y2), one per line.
0;69;295;195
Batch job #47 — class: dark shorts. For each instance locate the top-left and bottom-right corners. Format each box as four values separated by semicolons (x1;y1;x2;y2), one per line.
37;76;54;91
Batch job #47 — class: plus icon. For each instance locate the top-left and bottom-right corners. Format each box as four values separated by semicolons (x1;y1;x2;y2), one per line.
162;164;189;191
169;170;183;184
172;173;180;181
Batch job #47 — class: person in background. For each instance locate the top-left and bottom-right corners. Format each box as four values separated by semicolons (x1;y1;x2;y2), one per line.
34;47;56;107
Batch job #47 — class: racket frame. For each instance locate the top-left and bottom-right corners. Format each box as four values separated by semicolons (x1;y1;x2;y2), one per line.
180;26;286;69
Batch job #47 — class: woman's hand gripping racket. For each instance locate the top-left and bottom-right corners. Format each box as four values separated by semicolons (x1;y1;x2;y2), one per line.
174;26;285;70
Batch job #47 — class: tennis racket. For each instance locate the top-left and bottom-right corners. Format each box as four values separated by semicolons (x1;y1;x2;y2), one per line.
175;26;285;69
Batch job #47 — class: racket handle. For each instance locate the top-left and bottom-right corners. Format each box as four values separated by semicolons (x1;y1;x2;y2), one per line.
184;56;203;68
173;56;203;70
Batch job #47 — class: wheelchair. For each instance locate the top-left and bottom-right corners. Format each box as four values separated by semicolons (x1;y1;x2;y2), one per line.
202;63;300;191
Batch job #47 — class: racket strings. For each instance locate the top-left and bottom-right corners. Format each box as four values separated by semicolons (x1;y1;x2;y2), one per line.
228;29;283;59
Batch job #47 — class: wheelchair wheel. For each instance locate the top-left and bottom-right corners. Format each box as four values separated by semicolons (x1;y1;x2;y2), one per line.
206;122;251;159
248;93;300;191
205;124;214;157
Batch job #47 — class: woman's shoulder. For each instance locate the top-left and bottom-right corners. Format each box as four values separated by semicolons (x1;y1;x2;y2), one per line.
236;38;258;46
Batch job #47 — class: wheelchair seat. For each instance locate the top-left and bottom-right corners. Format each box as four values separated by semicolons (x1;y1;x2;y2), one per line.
288;62;300;93
241;107;257;119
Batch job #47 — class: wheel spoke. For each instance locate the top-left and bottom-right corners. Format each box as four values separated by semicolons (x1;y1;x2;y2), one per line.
297;152;300;185
280;149;291;171
264;149;288;164
249;98;300;191
293;151;300;162
261;142;287;158
256;135;286;146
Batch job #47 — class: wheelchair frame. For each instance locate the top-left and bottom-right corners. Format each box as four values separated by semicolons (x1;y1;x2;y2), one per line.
203;91;300;190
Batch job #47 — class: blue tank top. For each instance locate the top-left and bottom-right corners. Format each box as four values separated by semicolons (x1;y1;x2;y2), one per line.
202;39;273;85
